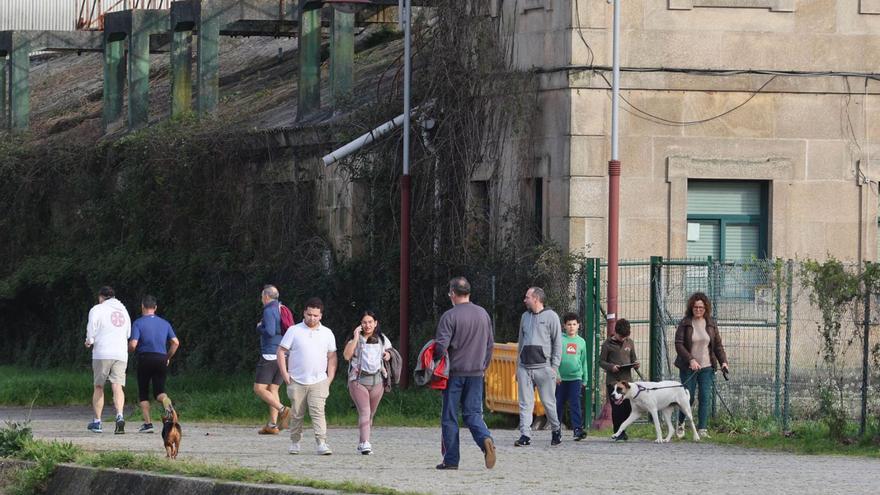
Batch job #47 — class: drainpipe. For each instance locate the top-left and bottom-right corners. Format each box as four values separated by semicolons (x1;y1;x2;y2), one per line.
322;113;405;166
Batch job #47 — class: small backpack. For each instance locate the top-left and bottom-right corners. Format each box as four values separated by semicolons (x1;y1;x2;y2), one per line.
278;303;295;335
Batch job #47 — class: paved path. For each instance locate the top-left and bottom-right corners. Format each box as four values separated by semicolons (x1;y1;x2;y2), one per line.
3;407;879;495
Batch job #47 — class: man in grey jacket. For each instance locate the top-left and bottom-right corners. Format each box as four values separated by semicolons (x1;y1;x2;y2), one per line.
515;287;563;446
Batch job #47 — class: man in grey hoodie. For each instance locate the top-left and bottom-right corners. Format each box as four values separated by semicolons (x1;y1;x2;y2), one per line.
515;287;563;446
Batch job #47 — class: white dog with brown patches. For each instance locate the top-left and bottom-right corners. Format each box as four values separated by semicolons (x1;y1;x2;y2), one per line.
609;380;701;443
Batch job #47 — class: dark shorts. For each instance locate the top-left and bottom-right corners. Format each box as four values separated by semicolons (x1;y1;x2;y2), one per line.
137;353;168;402
254;356;283;385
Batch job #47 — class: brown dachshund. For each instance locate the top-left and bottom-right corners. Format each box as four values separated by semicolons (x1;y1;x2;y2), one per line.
161;407;182;459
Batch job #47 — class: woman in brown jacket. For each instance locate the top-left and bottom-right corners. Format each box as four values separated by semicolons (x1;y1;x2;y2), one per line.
674;292;728;438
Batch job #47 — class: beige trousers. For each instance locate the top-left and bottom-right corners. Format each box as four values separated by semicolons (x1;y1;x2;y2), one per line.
286;378;331;444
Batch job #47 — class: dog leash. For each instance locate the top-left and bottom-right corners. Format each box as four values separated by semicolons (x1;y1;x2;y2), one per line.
629;371;699;400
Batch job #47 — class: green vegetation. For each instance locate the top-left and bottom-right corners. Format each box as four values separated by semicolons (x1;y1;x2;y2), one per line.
0;366;519;428
591;416;880;458
0;424;422;495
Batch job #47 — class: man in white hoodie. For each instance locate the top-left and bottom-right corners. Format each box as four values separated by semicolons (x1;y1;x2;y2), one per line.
85;286;131;434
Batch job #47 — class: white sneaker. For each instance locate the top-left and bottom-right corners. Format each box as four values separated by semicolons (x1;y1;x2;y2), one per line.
357;441;372;455
288;442;301;455
316;442;333;455
698;428;711;439
675;425;685;439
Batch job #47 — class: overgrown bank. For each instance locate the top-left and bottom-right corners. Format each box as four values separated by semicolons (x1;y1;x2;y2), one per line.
0;2;578;373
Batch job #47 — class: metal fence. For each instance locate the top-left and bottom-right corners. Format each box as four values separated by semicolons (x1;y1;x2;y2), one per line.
582;257;879;430
0;0;76;31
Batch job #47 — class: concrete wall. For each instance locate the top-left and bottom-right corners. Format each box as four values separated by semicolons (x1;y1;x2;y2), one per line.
499;0;880;262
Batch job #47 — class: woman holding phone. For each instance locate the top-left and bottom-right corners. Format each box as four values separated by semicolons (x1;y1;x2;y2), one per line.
343;310;392;455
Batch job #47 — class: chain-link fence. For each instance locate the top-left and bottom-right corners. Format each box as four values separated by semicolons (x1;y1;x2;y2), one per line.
583;257;880;430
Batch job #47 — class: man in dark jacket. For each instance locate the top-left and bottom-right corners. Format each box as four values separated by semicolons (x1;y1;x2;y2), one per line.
433;277;496;471
253;285;290;434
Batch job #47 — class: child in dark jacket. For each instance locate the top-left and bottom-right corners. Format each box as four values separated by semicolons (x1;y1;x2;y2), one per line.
599;319;639;440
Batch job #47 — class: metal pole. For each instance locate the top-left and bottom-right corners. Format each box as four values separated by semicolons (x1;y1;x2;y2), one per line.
398;0;412;388
649;256;662;381
783;260;794;432
860;269;870;436
774;259;782;420
606;0;621;337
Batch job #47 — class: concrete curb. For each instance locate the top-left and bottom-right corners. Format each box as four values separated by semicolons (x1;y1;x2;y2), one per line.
44;464;364;495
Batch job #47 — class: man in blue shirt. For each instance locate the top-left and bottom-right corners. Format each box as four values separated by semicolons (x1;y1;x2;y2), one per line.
128;295;180;433
254;285;290;434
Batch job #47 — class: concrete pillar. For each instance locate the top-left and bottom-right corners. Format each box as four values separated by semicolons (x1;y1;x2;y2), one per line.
0;56;6;130
297;7;321;120
197;15;220;115
170;30;193;118
9;37;30;130
128;29;152;129
330;7;354;108
103;38;126;130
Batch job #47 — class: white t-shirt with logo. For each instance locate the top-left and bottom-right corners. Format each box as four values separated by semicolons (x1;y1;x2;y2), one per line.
278;322;337;385
86;298;131;361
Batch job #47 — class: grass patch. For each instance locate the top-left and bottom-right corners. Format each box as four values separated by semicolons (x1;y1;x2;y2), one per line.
0;366;514;428
589;416;880;458
0;428;422;495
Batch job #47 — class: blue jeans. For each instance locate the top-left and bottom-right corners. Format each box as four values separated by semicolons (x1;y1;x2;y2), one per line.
555;380;583;431
679;367;714;429
441;375;492;466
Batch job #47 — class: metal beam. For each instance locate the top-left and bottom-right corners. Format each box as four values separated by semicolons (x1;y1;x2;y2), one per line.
329;7;354;108
171;30;193;117
105;9;171;130
103;38;126;130
9;35;30;130
297;7;321;120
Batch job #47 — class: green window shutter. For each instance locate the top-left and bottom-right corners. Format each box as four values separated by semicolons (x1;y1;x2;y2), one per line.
687;181;762;216
725;224;760;260
687;220;720;259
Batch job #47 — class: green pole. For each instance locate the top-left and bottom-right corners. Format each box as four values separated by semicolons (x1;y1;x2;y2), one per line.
197;14;220;115
170;30;192;118
9;37;30;130
583;258;597;428
1;56;6;129
329;7;354;108
774;258;782;420
782;260;793;432
128;30;151;129
103;39;126;130
707;255;717;417
649;256;663;381
297;7;321;119
593;258;602;417
860;264;870;437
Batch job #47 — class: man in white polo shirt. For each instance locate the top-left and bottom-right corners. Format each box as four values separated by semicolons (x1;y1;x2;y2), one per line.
277;297;337;455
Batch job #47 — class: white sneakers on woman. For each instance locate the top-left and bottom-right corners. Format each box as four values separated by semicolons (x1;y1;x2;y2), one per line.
357;441;373;455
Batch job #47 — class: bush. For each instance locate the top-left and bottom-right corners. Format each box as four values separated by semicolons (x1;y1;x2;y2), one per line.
0;420;32;457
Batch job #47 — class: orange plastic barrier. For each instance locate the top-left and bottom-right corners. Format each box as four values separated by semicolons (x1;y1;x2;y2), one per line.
484;343;545;416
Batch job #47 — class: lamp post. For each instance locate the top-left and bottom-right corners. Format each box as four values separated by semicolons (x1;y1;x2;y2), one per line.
399;0;412;388
592;0;622;431
607;0;621;338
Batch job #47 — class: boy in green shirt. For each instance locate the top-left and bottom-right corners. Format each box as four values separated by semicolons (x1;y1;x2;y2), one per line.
555;313;588;440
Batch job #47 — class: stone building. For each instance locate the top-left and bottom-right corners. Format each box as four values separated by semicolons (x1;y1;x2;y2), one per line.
493;0;880;262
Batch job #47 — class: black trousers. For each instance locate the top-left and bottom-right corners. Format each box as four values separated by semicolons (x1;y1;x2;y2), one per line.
606;384;632;433
137;353;168;402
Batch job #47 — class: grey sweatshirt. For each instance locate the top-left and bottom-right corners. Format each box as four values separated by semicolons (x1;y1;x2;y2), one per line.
434;302;495;377
517;308;562;369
